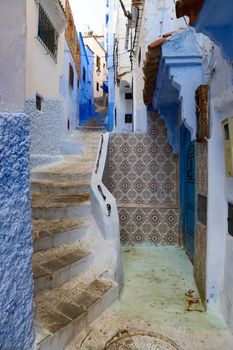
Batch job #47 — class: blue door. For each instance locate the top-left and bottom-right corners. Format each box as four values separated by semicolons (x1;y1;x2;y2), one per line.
180;124;196;261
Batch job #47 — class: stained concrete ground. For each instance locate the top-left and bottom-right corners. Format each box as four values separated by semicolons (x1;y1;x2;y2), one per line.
66;246;233;350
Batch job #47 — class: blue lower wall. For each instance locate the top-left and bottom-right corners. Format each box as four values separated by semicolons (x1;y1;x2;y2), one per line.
0;113;34;349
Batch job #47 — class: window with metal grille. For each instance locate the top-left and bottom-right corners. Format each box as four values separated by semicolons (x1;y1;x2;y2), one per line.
38;4;58;59
36;94;42;111
96;55;101;69
69;64;74;89
83;67;86;82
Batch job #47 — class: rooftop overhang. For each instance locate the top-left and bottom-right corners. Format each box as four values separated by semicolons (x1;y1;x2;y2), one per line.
176;0;233;61
176;0;205;26
144;29;205;153
143;34;172;106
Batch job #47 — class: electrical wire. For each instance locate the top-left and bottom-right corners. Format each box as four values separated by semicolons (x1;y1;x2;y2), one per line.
171;0;208;57
64;49;131;58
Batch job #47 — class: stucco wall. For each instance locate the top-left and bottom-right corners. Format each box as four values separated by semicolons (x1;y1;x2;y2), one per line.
60;40;79;131
25;97;67;167
26;0;65;98
114;0;133;132
203;43;233;333
79;35;95;124
0;113;34;349
105;111;180;245
83;36;106;100
132;0;187;133
0;0;27;112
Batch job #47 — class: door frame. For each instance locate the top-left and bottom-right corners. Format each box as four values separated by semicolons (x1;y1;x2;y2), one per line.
180;123;196;261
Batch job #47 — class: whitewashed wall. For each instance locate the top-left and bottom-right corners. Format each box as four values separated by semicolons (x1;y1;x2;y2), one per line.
132;0;187;132
0;0;27;112
200;39;233;333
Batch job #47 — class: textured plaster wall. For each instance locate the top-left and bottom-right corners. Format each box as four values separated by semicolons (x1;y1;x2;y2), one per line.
60;40;79;131
132;0;187;133
0;113;34;349
107;0;116;131
191;37;233;332
205;44;233;333
26;0;65;98
114;0;133;132
25;97;67;168
83;36;106;100
105;111;180;245
0;0;26;112
79;35;95;125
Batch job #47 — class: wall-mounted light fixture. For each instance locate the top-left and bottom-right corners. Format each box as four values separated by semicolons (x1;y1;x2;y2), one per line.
96;67;101;76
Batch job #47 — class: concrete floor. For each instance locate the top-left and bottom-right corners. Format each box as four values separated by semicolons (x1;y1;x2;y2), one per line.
66;246;233;350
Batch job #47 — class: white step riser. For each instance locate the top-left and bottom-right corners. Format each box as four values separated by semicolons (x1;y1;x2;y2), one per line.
31;173;92;182
34;254;94;294
33;204;91;220
33;225;90;252
37;284;119;350
31;183;90;195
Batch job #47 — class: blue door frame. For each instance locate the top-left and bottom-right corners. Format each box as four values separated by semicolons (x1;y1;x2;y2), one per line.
180;124;196;261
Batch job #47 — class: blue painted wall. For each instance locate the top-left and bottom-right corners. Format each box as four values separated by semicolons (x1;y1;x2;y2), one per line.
194;0;233;61
79;33;95;125
0;113;34;349
60;40;80;130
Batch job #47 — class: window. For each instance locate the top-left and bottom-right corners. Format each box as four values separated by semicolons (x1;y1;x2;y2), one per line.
125;93;133;100
69;63;74;89
138;47;141;67
83;67;86;82
96;82;99;91
125;114;132;123
38;3;58;59
96;55;101;69
36;94;42;111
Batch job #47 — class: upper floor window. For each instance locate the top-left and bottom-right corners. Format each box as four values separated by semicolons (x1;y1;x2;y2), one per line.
96;55;101;69
69;63;74;89
38;4;58;60
83;67;86;82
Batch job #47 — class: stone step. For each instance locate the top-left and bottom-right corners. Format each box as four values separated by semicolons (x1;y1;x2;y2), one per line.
31;178;90;194
35;279;119;350
32;193;91;220
31;160;94;181
33;243;93;293
32;218;91;252
78;125;106;131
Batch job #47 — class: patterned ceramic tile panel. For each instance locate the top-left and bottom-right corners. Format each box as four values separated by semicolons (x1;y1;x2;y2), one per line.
194;141;208;305
119;207;180;245
105;111;180;245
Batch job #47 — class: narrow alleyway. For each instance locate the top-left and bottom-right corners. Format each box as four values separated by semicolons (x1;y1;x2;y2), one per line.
66;246;233;350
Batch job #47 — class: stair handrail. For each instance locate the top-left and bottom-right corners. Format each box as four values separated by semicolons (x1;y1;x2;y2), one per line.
91;132;123;287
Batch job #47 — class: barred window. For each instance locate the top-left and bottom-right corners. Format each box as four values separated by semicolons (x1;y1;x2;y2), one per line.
38;4;58;60
69;64;74;89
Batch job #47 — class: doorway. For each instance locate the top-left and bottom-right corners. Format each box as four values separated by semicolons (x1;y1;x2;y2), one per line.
180;124;196;261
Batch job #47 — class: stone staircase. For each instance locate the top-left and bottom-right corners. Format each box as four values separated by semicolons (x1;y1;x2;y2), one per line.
31;130;119;350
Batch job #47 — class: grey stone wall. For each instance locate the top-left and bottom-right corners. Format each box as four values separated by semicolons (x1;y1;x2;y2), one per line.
105;111;180;245
25;97;68;168
0;113;34;349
